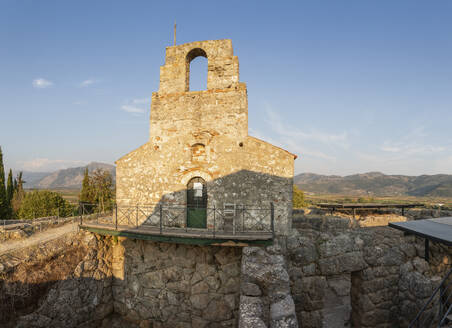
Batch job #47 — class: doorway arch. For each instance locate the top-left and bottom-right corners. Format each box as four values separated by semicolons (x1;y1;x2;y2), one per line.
186;177;207;228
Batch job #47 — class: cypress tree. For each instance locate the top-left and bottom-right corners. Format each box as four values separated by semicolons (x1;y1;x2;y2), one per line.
0;146;7;219
7;169;13;202
79;167;92;203
11;172;25;216
6;169;13;217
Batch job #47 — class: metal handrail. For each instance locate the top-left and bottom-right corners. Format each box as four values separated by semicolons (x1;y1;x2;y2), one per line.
439;304;452;327
83;202;276;238
409;266;452;327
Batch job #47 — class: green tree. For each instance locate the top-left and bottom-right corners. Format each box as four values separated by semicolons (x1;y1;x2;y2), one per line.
11;172;25;217
78;168;115;212
18;190;74;220
293;185;306;208
91;169;114;211
6;169;13;218
79;168;93;203
0;146;7;219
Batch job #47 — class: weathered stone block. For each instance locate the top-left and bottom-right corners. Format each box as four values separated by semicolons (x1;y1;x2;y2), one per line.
318;252;366;275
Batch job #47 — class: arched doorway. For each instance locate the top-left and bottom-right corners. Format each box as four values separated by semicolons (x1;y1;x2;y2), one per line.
186;177;207;228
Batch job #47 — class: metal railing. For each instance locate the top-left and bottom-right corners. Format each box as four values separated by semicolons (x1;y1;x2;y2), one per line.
0;211;83;242
410;266;452;327
80;202;275;238
78;202;114;225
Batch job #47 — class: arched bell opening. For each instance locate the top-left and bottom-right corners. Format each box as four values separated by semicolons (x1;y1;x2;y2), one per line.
185;48;208;92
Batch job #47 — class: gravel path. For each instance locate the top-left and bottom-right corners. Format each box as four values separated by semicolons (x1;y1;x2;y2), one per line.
0;222;79;256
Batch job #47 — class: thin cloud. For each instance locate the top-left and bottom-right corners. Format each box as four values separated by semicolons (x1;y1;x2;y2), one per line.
79;79;99;87
32;78;53;89
380;128;447;156
380;146;400;153
250;106;346;162
265;107;349;148
250;125;335;162
132;98;149;104
381;144;446;156
17;158;87;172
121;105;146;114
121;97;150;115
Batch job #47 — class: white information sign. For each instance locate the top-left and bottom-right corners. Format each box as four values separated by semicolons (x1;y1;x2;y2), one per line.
193;182;203;197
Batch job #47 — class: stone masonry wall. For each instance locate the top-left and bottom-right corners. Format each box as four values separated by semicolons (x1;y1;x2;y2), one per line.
116;39;295;235
8;232;114;328
158;39;239;94
288;213;451;327
112;238;242;327
239;242;298;328
3;210;450;327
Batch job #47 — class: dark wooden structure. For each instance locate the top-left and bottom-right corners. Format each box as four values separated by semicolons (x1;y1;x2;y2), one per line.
317;203;424;217
389;217;452;261
389;217;452;327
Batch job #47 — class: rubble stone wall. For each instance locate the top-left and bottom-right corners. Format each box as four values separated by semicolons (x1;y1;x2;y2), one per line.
112;238;242;327
239;243;298;328
1;231;114;328
289;213;451;328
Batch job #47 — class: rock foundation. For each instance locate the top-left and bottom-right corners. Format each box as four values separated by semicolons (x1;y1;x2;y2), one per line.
1;210;450;327
112;238;242;327
289;212;451;327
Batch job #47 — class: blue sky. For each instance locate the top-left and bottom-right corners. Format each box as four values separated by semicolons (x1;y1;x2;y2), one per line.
1;0;451;176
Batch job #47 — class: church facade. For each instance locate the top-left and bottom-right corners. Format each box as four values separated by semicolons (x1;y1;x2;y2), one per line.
115;39;296;235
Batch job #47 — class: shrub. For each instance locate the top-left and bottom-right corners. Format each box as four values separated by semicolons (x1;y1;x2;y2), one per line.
18;190;74;220
293;185;307;208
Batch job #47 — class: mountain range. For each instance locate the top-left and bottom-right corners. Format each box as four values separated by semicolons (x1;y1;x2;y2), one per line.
19;164;452;197
21;162;115;189
294;172;452;197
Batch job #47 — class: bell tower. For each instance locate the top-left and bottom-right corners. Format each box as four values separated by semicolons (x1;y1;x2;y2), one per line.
149;40;248;145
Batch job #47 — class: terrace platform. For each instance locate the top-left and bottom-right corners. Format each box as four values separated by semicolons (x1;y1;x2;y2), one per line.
80;222;273;246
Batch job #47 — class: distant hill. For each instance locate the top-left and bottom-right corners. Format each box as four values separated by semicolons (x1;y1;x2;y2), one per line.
21;162;115;189
294;172;452;197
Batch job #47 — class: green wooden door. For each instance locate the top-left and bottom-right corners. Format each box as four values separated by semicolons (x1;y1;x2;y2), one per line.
187;177;207;229
187;208;207;228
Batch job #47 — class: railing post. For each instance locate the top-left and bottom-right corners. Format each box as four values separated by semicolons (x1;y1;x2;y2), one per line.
185;206;188;232
242;205;244;233
213;206;216;238
233;209;236;235
270;202;275;239
159;204;163;234
115;204;118;230
439;285;444;321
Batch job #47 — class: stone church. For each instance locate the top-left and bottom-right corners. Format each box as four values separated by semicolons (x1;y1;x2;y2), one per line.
115;39;296;236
